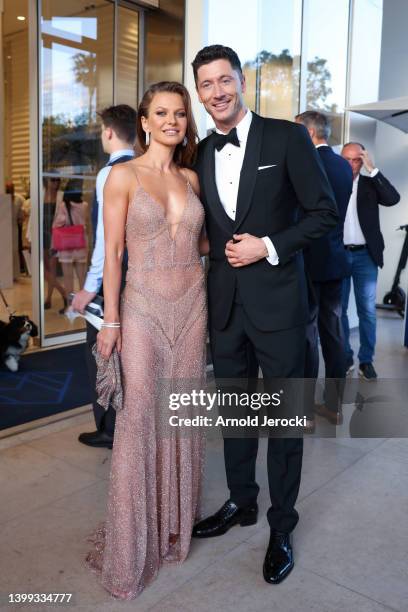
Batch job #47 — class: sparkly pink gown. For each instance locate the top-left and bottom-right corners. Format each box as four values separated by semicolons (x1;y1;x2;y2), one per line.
86;179;207;599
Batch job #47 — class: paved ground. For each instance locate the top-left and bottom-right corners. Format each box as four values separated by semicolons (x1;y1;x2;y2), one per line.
1;312;407;611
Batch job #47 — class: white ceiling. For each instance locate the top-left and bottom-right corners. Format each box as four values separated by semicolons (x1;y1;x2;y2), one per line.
2;0;117;37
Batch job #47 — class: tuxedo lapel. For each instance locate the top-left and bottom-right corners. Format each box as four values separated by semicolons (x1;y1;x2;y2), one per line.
233;113;264;232
201;135;233;233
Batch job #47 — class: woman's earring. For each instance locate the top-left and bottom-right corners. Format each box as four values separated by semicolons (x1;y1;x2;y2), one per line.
182;136;187;147
145;131;150;146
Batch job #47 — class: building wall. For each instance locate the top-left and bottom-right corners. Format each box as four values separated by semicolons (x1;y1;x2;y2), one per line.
375;0;408;302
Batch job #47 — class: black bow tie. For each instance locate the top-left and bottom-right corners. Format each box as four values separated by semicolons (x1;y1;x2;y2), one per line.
213;127;240;151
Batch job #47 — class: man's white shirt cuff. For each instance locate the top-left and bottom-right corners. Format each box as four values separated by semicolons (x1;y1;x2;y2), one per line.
262;236;279;266
370;168;379;177
84;276;102;293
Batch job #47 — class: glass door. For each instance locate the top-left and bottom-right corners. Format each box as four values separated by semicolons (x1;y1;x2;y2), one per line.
1;1;33;333
39;0;141;344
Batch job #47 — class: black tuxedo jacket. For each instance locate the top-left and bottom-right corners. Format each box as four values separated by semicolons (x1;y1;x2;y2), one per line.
195;113;339;332
303;145;353;282
355;172;400;268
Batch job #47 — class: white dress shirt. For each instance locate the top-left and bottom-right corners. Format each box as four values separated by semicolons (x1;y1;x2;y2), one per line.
343;168;379;246
84;149;134;292
214;110;278;265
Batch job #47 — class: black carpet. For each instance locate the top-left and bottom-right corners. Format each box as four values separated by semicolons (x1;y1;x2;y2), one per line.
0;344;91;431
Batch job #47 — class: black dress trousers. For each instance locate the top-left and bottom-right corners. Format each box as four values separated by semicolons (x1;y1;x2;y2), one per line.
210;301;305;534
85;321;116;436
304;279;346;415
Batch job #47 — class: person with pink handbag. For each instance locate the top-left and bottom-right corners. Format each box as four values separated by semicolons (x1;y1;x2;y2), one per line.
52;179;89;308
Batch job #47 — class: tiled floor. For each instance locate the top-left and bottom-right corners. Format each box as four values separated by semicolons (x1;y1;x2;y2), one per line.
1;313;407;611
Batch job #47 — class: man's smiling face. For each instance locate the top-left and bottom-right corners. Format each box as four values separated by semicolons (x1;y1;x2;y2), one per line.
196;59;246;131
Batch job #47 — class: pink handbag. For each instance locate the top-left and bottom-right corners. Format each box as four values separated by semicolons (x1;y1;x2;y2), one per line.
52;224;86;250
52;201;86;250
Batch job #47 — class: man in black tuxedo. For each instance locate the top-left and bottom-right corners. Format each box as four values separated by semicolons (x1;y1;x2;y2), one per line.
191;45;338;584
341;142;400;380
295;111;353;427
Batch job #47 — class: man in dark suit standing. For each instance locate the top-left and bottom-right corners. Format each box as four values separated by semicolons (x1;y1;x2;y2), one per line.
341;142;400;380
191;45;338;584
295;111;353;426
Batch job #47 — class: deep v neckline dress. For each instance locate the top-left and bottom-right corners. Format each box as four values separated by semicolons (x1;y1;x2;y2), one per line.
86;178;207;600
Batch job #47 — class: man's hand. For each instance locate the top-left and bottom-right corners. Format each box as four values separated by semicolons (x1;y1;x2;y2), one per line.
360;149;375;174
71;289;97;314
225;234;268;268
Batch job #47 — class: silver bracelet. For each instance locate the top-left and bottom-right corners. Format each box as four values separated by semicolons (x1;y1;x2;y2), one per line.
101;322;121;328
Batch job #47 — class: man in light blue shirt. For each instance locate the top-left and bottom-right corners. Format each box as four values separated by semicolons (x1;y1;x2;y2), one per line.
72;105;136;448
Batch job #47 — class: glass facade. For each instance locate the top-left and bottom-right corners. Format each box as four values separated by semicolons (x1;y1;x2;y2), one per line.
40;1;117;338
301;0;350;145
1;0;185;347
208;0;351;145
1;0;386;348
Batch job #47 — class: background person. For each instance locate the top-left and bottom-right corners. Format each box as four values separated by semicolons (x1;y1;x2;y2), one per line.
295;111;352;427
341;142;400;380
71;105;137;449
42;175;67;313
5;182;25;278
53;179;88;301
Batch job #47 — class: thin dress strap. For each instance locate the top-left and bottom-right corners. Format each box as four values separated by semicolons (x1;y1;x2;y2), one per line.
179;169;191;192
129;164;141;187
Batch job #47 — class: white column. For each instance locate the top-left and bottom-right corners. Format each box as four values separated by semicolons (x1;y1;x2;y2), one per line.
28;0;41;335
184;0;208;139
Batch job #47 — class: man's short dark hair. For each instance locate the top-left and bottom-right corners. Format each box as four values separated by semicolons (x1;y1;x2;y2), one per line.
295;110;331;140
97;104;137;145
192;45;243;83
342;141;366;150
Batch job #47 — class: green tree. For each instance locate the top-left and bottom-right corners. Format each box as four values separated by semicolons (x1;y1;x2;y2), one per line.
244;49;336;113
72;52;97;121
306;56;335;112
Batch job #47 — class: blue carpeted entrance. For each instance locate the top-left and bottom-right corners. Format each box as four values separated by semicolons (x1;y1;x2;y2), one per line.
0;344;91;431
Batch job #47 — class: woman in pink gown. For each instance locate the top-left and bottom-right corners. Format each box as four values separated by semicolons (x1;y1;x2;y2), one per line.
86;82;208;599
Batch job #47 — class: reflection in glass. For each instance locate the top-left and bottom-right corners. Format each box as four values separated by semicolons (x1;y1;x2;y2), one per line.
144;0;184;88
116;7;139;107
207;0;302;121
251;0;302;120
2;0;33;327
207;0;259;125
302;0;350;144
348;0;383;106
41;1;114;337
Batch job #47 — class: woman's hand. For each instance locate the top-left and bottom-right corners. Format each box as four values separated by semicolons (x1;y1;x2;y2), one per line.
97;326;122;360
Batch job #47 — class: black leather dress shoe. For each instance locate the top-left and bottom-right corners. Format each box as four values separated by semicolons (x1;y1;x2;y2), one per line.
78;430;113;449
263;531;294;584
192;500;258;538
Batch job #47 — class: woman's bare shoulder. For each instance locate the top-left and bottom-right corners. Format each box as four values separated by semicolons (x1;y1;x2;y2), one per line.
109;160;134;181
107;161;136;185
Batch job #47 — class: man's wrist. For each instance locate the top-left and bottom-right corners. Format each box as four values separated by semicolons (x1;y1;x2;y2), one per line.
262;236;279;266
259;237;269;258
